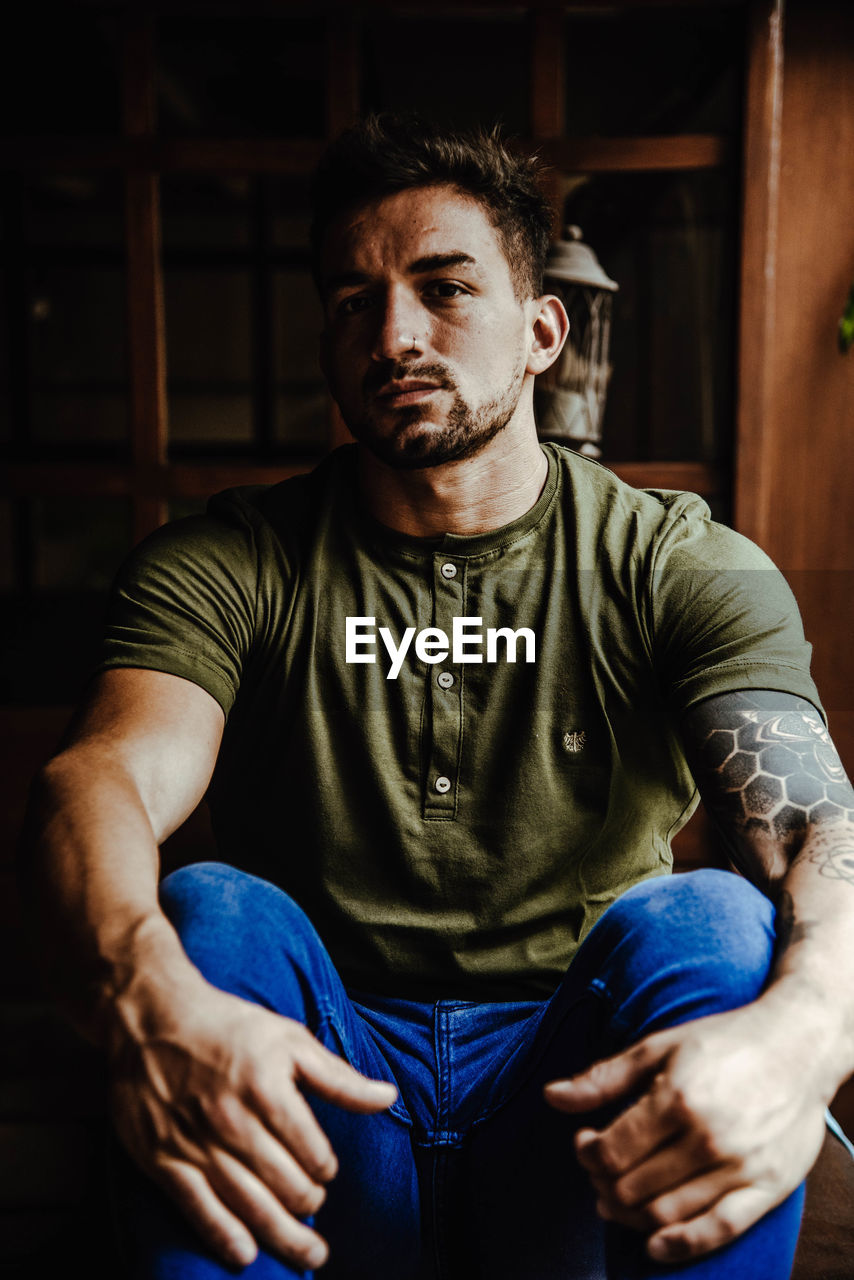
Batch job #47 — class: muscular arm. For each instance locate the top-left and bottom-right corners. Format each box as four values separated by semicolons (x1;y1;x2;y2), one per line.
685;689;854;1087
19;668;395;1271
19;667;225;1037
545;689;854;1263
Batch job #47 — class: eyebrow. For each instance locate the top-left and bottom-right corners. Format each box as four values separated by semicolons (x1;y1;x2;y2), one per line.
324;251;480;296
409;251;478;274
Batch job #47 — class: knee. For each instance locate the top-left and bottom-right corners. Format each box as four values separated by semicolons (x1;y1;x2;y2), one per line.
161;860;287;927
159;861;316;981
588;870;777;1026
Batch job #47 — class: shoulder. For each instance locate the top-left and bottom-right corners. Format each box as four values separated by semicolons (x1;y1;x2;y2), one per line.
209;445;357;548
547;443;757;571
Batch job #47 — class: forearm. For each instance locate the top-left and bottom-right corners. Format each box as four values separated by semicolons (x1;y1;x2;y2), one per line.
756;819;854;1099
18;746;198;1047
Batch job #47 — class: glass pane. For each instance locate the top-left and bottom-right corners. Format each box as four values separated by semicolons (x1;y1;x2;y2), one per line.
162;175;252;251
552;170;736;466
273;271;327;452
0;10;121;135
169;393;254;448
363;14;530;134
157;17;325;137
28;266;128;447
32;497;131;592
23;174;124;249
165;269;253;448
270;177;313;251
563;8;742;138
1;483;131;704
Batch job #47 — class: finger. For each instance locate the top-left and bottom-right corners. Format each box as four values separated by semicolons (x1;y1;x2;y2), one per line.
573;1077;684;1178
543;1034;673;1113
256;1077;342;1184
646;1185;772;1264
291;1031;399;1112
206;1145;330;1272
592;1157;737;1234
197;1095;328;1218
605;1129;729;1212
153;1155;259;1270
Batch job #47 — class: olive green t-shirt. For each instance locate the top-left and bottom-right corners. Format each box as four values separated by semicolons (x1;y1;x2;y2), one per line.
99;444;822;998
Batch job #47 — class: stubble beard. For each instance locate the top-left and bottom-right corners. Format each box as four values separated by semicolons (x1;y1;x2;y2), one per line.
345;359;528;471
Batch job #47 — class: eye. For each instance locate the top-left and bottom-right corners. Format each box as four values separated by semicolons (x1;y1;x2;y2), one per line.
423;280;468;300
336;292;374;317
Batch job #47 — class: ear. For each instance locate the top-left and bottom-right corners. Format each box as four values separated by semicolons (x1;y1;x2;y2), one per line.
525;295;569;376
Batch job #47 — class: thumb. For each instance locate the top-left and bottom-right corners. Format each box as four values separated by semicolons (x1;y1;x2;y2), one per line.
543;1032;672;1113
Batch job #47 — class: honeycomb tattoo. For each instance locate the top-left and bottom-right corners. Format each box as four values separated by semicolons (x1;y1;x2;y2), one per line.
689;690;854;886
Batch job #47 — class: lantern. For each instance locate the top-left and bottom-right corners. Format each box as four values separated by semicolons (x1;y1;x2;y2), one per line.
535;225;618;458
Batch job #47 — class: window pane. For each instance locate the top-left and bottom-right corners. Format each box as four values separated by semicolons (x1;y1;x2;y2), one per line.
162;175;252;252
270;177;313;252
563;8;742;138
28;266;128;448
169;393;254;448
273;270;326;452
552;170;736;468
157;17;326;137
363;14;530;134
165;269;253;448
32;497;131;592
23;174;124;250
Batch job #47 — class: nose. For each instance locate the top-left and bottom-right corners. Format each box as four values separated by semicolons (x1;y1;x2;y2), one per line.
371;285;426;362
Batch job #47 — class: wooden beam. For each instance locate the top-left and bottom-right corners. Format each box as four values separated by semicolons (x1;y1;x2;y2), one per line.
530;8;565;229
1;458;723;500
123;14;169;539
0;461;317;499
326;11;360;136
0;135;727;175
0;137;326;174
606;460;724;498
530;9;565;140
733;0;784;545
533;134;730;173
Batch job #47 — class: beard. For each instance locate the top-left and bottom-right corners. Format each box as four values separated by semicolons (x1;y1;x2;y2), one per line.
342;358;527;471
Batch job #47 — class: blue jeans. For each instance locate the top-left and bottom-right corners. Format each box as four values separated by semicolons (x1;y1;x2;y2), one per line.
113;865;805;1279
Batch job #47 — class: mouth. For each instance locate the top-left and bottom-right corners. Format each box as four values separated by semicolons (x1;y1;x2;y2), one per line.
375;380;444;407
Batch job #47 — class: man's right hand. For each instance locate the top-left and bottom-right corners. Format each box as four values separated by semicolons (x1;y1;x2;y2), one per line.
108;966;398;1271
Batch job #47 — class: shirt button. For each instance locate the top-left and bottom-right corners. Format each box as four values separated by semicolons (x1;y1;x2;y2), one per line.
435;775;451;794
440;562;457;579
437;671;454;689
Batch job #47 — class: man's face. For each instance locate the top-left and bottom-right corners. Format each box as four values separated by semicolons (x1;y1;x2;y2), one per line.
318;185;535;470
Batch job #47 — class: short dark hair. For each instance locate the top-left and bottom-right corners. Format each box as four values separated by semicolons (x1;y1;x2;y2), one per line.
310;113;553;301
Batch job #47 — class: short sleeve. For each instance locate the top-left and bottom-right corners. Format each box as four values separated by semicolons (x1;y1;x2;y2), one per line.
96;492;261;717
649;495;824;720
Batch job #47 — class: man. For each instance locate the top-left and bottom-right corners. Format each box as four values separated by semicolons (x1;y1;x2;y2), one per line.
20;116;854;1278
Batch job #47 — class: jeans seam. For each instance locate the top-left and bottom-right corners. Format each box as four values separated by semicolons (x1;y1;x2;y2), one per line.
316;1005;414;1127
469;984;615;1131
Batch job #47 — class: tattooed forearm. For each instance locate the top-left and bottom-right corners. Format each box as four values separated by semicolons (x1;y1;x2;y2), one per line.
774;890;815;951
801;823;854;886
683;690;854;880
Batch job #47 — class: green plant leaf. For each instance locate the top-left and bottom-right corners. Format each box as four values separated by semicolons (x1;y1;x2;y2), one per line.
839;281;854;355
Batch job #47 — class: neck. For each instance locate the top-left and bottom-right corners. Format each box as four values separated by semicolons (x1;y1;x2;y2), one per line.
357;419;549;538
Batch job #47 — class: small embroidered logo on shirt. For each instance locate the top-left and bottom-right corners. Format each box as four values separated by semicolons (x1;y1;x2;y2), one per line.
562;730;587;754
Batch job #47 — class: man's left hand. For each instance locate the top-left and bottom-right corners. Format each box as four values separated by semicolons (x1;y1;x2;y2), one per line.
543;1003;827;1264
